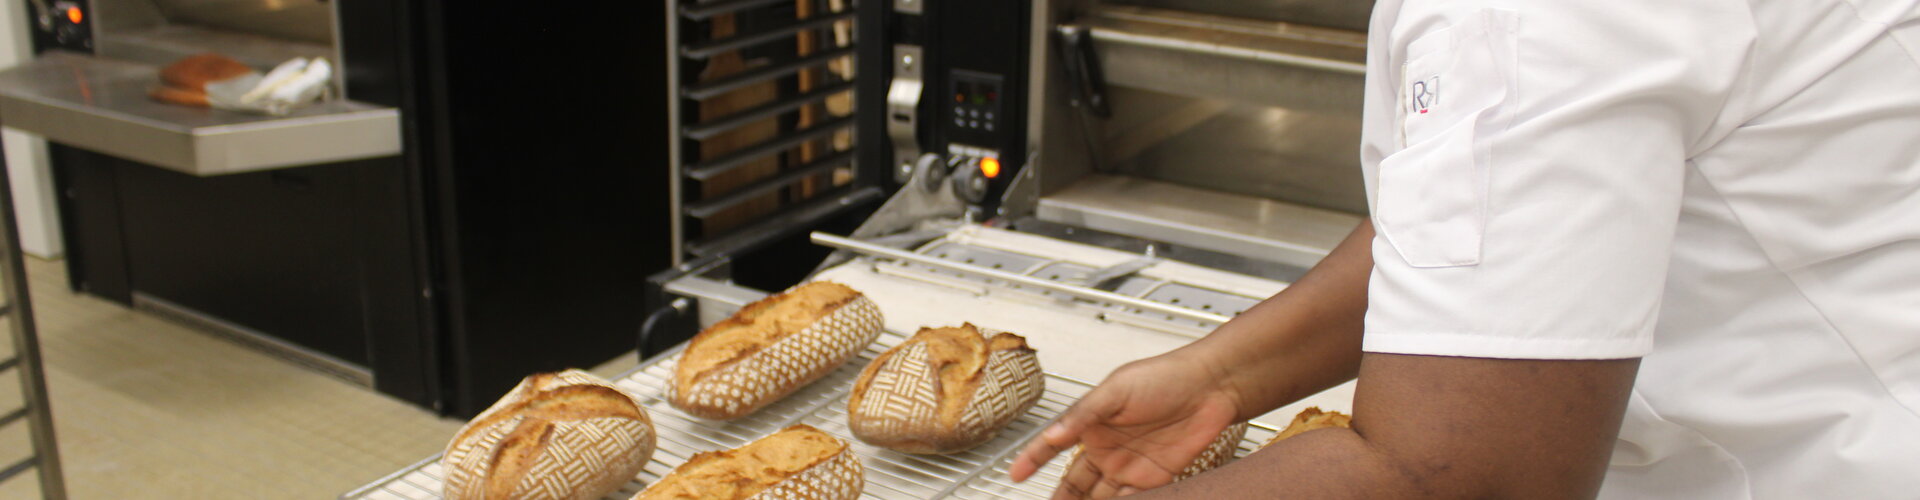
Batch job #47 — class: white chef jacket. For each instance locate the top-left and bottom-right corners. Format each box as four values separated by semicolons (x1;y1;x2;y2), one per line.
1358;0;1920;497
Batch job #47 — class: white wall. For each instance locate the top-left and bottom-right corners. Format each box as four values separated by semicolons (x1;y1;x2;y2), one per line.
0;0;64;258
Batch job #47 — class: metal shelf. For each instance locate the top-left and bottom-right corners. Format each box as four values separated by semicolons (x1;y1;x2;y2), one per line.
0;52;402;176
344;329;1279;499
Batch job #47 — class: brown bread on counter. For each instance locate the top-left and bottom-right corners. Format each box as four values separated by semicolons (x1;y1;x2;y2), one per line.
633;424;863;500
848;323;1045;454
442;370;656;500
159;53;253;91
671;281;884;420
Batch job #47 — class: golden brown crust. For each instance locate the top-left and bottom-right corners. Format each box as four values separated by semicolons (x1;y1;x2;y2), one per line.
635;425;851;499
1263;407;1352;448
443;370;657;500
451;384;647;448
675;282;860;386
484;418;555;499
670;282;882;420
848;324;1044;453
851;324;1029;427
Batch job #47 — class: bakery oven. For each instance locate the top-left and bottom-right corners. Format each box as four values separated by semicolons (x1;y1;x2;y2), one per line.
349;0;1373;496
642;0;1371;349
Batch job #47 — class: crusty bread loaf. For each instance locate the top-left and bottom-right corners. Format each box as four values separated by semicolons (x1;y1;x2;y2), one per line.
1261;407;1351;448
1065;422;1247;482
159;53;254;91
671;281;884;420
633;424;863;500
443;370;656;500
1176;422;1248;479
847;323;1044;454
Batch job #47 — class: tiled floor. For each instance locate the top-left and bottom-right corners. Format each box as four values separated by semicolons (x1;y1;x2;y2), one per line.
0;258;634;499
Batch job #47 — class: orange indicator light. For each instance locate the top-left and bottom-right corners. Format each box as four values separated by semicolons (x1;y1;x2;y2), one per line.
66;6;82;24
980;157;1001;179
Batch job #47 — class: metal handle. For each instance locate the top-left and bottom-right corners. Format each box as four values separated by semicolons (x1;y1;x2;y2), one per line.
1056;26;1111;119
888;45;927;184
810;232;1232;325
636;298;693;361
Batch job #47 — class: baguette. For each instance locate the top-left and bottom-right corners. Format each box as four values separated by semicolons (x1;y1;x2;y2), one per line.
633;424;863;500
848;323;1045;453
671;281;884;419
443;370;656;500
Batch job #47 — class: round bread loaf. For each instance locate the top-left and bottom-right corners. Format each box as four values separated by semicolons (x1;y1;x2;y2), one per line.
633;424;863;500
670;281;884;420
442;369;656;500
848;323;1045;454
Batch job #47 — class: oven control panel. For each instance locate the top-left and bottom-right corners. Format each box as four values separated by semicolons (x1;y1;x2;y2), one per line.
925;0;1029;215
877;0;1030;213
949;71;1003;134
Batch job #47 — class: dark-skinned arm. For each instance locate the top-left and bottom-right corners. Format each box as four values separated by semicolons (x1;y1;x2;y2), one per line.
1129;353;1638;499
1010;220;1379;486
1183;220;1377;421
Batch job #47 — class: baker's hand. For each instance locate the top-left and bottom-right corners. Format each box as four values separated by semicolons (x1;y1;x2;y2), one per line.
1009;351;1243;499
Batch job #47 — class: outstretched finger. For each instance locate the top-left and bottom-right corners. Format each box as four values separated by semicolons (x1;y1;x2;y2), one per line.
1012;389;1118;482
1011;416;1093;482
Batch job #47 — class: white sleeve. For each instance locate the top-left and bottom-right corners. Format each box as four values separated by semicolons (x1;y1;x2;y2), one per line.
1358;1;1750;359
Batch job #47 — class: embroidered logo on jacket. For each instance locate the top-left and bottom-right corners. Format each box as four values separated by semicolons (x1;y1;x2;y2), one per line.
1411;76;1439;114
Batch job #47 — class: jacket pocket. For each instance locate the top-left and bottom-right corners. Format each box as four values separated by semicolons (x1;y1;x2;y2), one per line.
1376;10;1515;268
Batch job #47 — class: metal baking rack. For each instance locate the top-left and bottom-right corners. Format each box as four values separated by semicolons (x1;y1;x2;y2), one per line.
812;232;1269;339
343;328;1278;499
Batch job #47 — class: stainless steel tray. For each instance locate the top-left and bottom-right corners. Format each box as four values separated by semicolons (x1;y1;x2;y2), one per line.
0;52;401;176
343;329;1280;499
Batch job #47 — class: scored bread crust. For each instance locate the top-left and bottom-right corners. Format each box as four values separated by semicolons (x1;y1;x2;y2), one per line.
847;324;1045;454
670;282;884;420
1260;407;1351;449
1176;422;1248;479
1065;422;1248;483
632;424;864;500
443;370;657;500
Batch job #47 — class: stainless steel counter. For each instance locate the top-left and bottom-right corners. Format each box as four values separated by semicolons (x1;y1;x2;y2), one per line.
0;52;400;176
1037;175;1362;269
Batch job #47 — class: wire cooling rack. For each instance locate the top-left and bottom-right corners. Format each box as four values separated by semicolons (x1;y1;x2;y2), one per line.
342;329;1280;499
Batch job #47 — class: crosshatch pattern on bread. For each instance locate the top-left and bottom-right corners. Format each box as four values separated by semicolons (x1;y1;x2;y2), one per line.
632;424;864;500
847;323;1045;454
442;370;657;500
1178;422;1248;479
671;282;885;420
